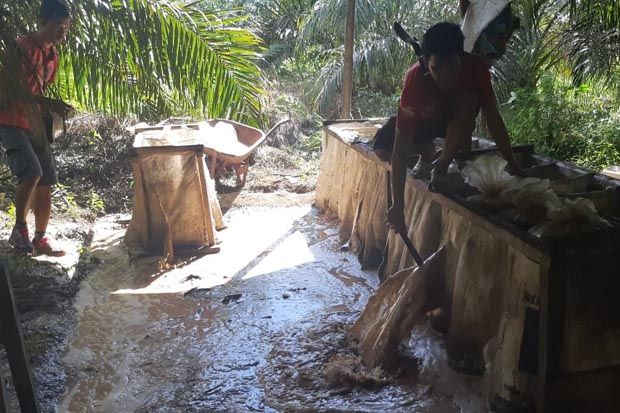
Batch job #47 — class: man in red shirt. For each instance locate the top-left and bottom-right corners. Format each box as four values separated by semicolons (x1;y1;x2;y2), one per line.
387;22;522;235
0;0;73;255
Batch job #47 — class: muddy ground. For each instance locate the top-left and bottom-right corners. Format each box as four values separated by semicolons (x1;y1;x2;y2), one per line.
1;190;487;412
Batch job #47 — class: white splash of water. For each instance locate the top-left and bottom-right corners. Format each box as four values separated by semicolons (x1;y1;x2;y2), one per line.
408;325;489;413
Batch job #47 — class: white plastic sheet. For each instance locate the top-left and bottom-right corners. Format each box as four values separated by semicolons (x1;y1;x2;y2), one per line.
461;0;510;52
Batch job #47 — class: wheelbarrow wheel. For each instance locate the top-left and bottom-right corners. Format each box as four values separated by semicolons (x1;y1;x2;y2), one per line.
234;162;249;188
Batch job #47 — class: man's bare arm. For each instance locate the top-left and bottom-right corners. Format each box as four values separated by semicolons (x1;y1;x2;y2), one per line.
483;102;522;175
435;93;477;174
388;126;413;234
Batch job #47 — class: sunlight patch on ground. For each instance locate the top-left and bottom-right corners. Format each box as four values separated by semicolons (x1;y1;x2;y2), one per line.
242;231;314;280
91;219;127;251
112;205;312;295
31;239;81;279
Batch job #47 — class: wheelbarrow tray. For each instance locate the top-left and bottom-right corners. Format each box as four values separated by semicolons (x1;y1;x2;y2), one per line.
199;119;265;164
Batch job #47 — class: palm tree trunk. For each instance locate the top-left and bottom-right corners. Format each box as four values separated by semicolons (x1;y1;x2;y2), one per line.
341;0;355;119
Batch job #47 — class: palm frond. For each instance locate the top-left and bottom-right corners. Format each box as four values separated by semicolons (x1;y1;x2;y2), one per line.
301;0;459;115
313;50;343;115
491;0;568;101
563;0;620;86
1;1;266;125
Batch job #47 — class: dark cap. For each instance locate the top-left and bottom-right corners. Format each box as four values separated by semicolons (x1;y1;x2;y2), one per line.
39;0;71;19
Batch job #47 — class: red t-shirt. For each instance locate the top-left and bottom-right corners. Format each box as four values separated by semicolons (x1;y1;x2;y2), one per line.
0;34;59;132
396;53;495;142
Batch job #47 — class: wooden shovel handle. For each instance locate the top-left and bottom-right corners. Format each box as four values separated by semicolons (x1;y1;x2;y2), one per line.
386;170;424;267
399;231;424;267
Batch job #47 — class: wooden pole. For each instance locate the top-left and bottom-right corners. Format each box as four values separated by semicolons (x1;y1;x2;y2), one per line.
341;0;355;119
0;262;40;413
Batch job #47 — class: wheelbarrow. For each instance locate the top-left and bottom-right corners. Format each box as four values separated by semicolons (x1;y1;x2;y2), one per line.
201;119;290;187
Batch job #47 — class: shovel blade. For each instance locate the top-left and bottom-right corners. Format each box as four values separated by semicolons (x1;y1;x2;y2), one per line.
351;246;446;369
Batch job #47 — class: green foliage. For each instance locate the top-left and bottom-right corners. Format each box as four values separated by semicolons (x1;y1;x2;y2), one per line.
0;192;9;210
494;0;620;101
52;183;80;217
502;73;620;171
1;197;17;228
300;131;322;152
277;48;324;80
492;0;567;101
86;190;105;215
566;0;620;84
352;87;399;118
1;1;266;125
271;86;310;116
7;202;16;221
49;184;106;217
255;0;317;65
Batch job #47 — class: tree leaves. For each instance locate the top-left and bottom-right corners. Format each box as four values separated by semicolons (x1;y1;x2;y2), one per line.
298;0;458;114
564;0;620;87
1;0;266;125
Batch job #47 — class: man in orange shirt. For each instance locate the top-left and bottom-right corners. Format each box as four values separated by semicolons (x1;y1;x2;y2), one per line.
0;0;73;255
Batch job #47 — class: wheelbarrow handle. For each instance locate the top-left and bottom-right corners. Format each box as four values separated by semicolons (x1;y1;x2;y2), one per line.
264;119;291;139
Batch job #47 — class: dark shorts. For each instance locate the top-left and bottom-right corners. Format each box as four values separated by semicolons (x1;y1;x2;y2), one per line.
373;116;447;154
0;126;58;185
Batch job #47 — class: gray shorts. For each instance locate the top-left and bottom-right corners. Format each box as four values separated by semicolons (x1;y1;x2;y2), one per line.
0;126;58;186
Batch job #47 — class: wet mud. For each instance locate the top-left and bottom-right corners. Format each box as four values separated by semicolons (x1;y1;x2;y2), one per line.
0;222;96;412
4;201;485;412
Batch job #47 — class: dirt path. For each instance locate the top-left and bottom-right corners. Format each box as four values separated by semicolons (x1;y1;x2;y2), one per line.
3;193;485;412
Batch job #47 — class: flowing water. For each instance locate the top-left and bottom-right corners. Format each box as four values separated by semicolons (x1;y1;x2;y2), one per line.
58;204;485;412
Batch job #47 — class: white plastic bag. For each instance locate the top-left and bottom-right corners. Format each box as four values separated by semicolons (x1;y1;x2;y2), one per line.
510;177;563;211
462;154;518;198
529;197;612;237
499;178;560;225
462;155;519;210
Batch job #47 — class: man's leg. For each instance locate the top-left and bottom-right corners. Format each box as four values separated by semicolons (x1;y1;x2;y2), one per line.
0;127;44;253
32;184;64;256
372;117;397;163
8;177;40;252
374;148;392;162
33;185;52;234
15;177;40;226
29;134;65;257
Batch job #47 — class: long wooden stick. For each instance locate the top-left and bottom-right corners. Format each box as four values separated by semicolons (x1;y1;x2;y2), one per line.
0;263;40;413
1;372;8;413
341;0;355;119
385;170;424;267
399;231;424;266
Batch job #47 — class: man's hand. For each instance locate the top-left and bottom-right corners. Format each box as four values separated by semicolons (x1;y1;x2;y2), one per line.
387;205;407;235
